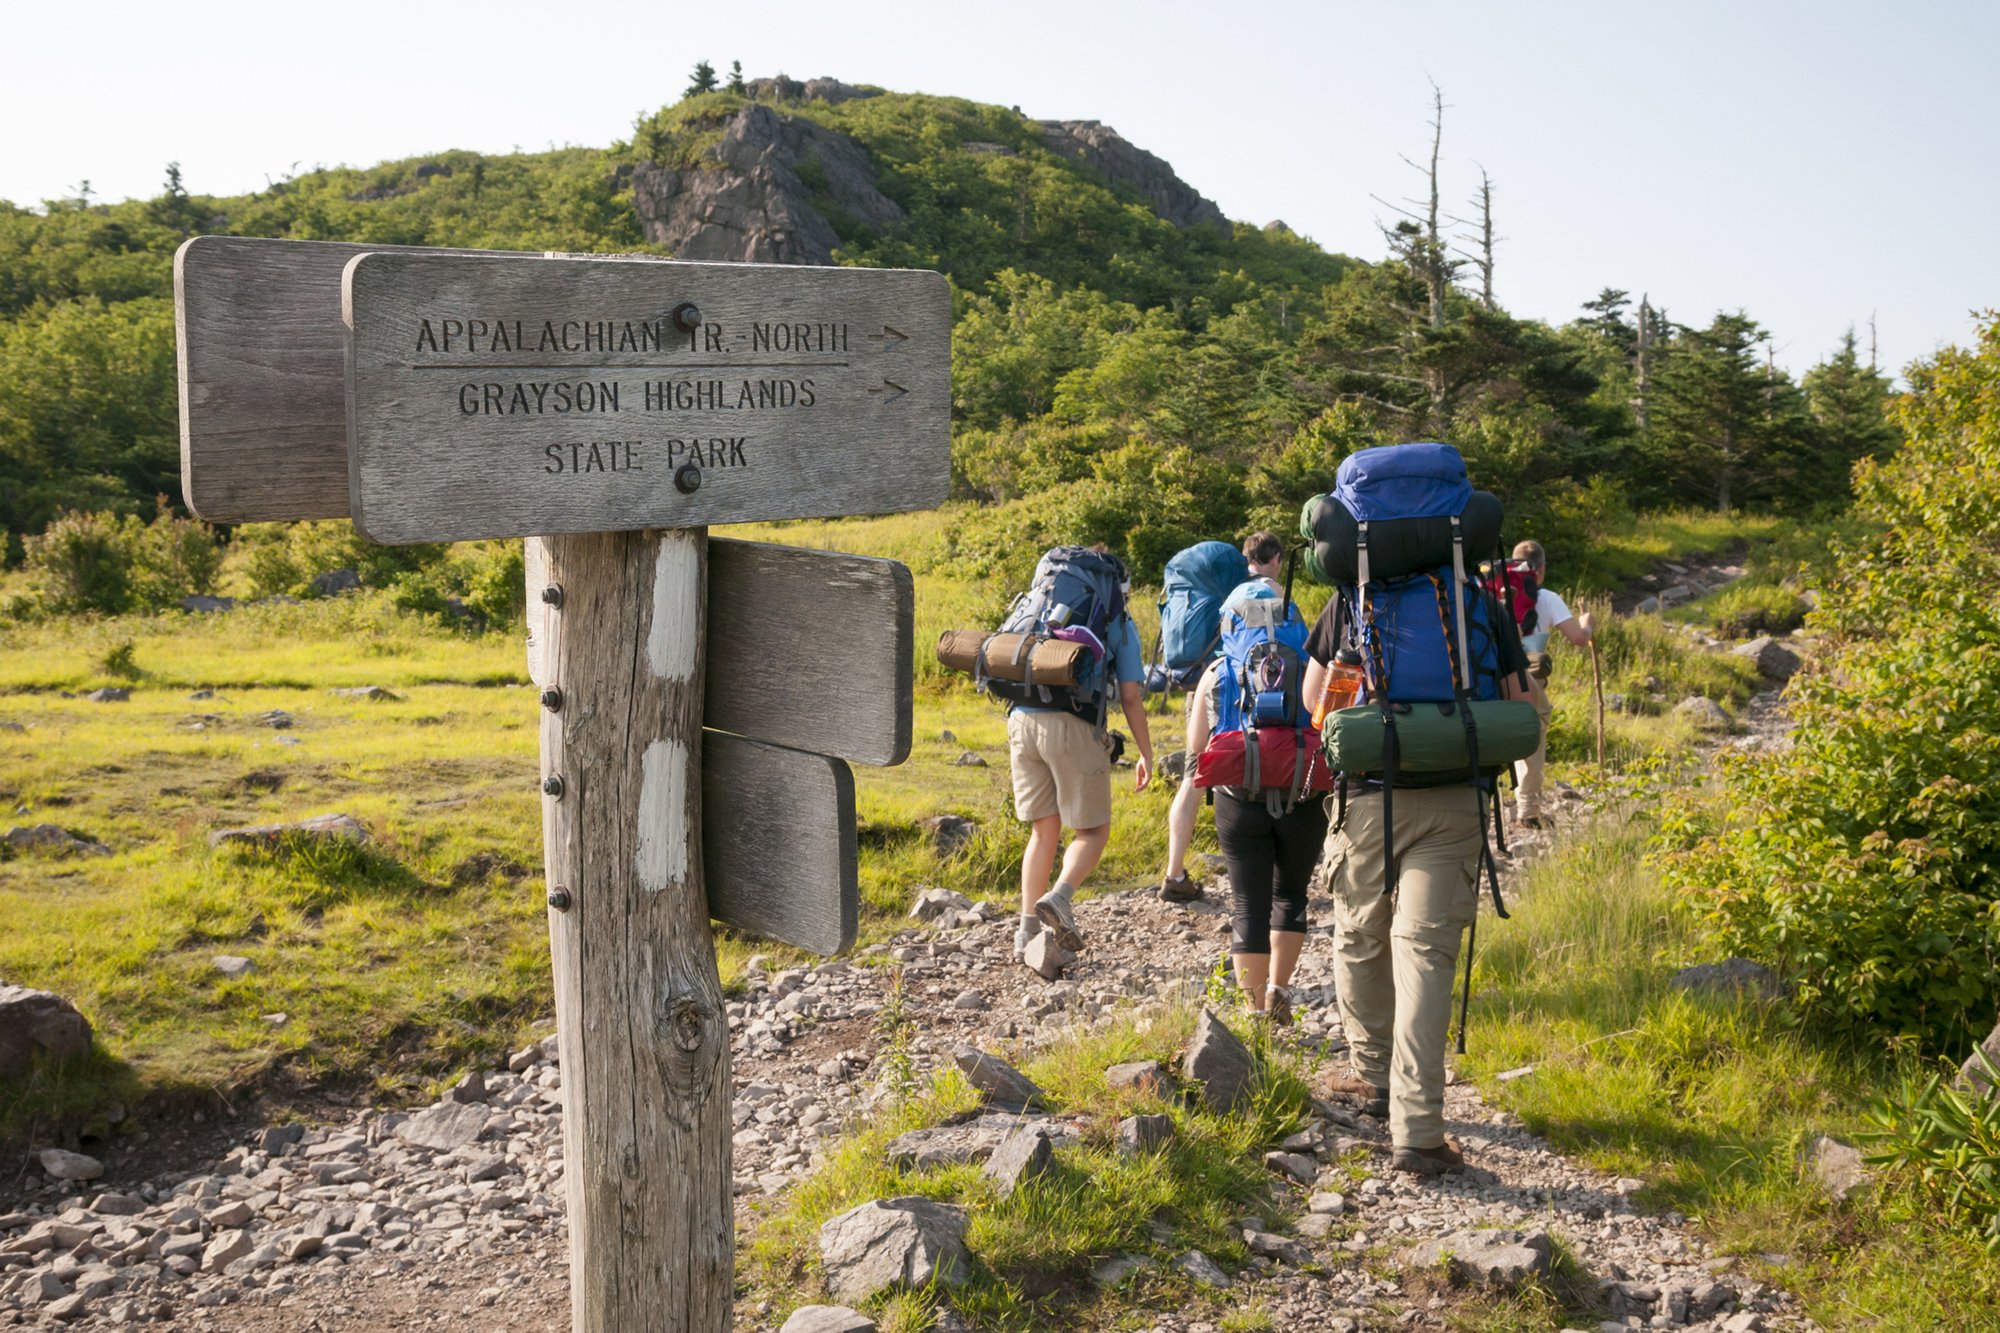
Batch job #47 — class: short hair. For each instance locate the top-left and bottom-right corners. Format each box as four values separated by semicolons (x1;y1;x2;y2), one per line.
1243;531;1284;565
1511;540;1546;571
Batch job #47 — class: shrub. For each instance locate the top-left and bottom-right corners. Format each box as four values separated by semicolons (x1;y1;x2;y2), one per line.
236;520;451;599
24;510;134;613
1660;317;2000;1055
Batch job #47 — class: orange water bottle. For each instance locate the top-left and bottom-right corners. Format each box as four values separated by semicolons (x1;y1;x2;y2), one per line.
1313;649;1366;726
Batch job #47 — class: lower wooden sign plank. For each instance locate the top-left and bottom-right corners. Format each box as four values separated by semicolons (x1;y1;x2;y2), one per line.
174;236;533;523
703;731;857;957
341;251;950;544
704;538;912;767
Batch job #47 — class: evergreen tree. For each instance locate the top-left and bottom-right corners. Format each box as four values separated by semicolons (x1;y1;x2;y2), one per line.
1802;328;1899;490
727;60;746;94
685;61;717;98
1644;312;1810;511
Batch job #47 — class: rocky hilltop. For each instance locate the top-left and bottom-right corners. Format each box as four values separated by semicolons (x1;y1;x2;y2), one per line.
632;77;1226;266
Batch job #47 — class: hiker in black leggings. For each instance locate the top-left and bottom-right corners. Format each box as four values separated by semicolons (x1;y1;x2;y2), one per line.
1188;661;1330;1023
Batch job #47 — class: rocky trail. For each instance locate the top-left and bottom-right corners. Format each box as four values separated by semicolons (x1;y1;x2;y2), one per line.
2;675;1815;1333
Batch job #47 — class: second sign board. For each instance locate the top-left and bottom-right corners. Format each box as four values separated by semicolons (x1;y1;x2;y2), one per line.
341;252;951;545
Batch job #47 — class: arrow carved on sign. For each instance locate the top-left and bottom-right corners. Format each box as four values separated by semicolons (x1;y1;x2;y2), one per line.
866;325;910;345
867;379;909;401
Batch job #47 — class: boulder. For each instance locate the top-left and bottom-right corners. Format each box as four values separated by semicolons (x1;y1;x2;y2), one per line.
1673;696;1731;731
1732;635;1802;679
1022;932;1071;980
37;1148;103;1181
211;955;255;978
2;825;111;857
1106;1060;1167;1094
1956;1018;2000;1097
208;811;368;849
780;1307;877;1333
1183;1008;1255;1112
1808;1136;1869;1202
1115;1114;1173;1155
180;595;239;613
311;568;361;596
1670;958;1780;1000
1036;121;1225;228
394;1100;491;1152
886;1125;1002;1170
0;986;93;1076
924;815;979;857
1397;1228;1551;1287
909;886;973;923
817;1196;968;1304
981;1126;1054;1198
1172;1249;1232;1288
84;687;130;703
952;1046;1042;1107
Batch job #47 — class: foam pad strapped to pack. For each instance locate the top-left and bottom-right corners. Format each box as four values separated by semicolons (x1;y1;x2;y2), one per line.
1297;489;1504;586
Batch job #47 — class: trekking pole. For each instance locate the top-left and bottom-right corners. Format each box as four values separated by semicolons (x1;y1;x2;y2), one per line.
1456;914;1476;1055
1589;640;1606;772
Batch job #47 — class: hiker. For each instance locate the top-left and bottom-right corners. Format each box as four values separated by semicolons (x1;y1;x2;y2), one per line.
1503;540;1597;829
1158;532;1284;903
1301;442;1538;1178
1000;546;1154;963
1186;577;1334;1020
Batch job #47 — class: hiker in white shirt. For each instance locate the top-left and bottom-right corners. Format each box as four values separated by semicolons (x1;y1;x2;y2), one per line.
1510;541;1595;827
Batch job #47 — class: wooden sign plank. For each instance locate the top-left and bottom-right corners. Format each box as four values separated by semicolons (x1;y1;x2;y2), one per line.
174;235;534;522
702;731;857;956
341;251;951;544
704;537;912;767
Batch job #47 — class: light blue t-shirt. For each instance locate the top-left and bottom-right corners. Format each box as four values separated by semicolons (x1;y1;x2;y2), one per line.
1012;614;1144;713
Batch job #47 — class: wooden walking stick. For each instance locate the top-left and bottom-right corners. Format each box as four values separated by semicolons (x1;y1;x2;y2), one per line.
1589;640;1606;771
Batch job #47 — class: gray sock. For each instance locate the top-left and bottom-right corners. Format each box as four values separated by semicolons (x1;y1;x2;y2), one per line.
1047;880;1077;905
1017;913;1042;938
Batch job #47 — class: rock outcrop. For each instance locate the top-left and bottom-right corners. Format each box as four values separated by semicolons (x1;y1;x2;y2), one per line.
1036;120;1226;228
632;104;903;266
0;987;93;1076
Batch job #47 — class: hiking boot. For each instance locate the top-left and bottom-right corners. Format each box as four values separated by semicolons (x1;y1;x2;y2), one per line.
1012;919;1041;964
1034;892;1086;953
1391;1140;1467;1176
1316;1073;1389;1119
1159;871;1205;903
1265;984;1294;1028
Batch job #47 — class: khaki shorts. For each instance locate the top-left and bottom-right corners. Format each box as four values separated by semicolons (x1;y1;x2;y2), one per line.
1008;709;1112;829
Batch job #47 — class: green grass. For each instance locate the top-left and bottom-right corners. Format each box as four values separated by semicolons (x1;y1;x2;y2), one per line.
1460;812;2000;1332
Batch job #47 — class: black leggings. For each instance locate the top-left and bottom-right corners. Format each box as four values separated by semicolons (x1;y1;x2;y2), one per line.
1215;791;1329;955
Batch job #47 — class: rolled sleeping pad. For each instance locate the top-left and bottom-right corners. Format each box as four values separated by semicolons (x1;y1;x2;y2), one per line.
1297;490;1505;585
936;630;1088;687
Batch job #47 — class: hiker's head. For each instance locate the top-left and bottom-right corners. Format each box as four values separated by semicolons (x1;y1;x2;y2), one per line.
1243;531;1284;578
1511;540;1547;574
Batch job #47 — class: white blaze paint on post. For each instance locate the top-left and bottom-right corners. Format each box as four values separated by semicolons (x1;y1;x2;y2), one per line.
647;533;701;683
636;737;690;892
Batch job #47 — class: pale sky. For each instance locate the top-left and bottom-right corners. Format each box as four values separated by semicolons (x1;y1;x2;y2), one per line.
6;0;1993;380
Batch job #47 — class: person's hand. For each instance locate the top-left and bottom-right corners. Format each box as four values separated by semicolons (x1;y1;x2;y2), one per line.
1133;755;1151;793
1578;611;1598;638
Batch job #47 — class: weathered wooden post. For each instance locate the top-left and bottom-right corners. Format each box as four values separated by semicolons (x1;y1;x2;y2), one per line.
176;236;949;1332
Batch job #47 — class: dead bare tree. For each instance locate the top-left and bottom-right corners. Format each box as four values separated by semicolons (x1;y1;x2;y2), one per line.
1372;82;1458;331
1451;167;1499;310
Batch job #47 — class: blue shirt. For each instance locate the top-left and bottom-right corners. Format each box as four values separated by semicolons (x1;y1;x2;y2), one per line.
1013;614;1144;713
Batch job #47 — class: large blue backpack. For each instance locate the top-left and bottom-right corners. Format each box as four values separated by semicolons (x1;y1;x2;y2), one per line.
1154;541;1251;689
1193;580;1334;815
983;545;1129;727
1314;443;1540;918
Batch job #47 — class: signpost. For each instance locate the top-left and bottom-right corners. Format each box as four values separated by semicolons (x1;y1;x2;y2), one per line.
176;237;950;1333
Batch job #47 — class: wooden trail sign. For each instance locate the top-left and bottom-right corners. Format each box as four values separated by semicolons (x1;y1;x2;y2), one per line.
340;250;951;544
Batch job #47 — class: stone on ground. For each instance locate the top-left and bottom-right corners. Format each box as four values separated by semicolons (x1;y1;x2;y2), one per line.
1172;1249;1232;1288
448;1070;489;1103
1263;1150;1316;1183
1184;1009;1254;1112
1022;931;1071;980
1243;1229;1311;1265
1670;957;1780;999
1731;635;1802;679
37;1149;104;1181
981;1126;1054;1197
780;1306;877;1333
207;811;369;849
952;1046;1042;1106
1105;1060;1166;1094
1090;1254;1153;1287
909;886;973;922
90;1192;144;1215
0;986;93;1076
1809;1135;1869;1201
817;1196;969;1304
1115;1113;1173;1155
1296;1213;1336;1238
256;1123;304;1154
393;1100;491;1152
202;1228;253;1272
211;955;255;978
1398;1228;1551;1287
3;824;112;856
1673;696;1731;731
923;815;979;856
84;687;130;703
952;989;987;1010
1308;1190;1346;1214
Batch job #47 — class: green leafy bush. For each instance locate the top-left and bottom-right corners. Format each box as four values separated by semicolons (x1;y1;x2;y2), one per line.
1863;1058;2000;1254
22;503;222;614
1660;318;2000;1054
238;520;450;600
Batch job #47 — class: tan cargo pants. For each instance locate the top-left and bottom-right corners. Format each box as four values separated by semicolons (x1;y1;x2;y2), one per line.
1513;692;1555;821
1324;785;1482;1148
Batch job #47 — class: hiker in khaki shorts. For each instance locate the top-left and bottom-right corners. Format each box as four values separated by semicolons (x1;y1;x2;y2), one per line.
1008;587;1154;963
1301;581;1532;1176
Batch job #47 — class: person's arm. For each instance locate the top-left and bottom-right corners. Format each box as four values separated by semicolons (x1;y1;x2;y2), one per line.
1186;661;1218;754
1554;613;1596;647
1301;657;1327;708
1504;671;1533;702
1119;680;1153;792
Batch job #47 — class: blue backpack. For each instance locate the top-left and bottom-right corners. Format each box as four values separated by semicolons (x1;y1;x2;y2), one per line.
1154;542;1251;689
1194;580;1334;815
983;545;1129;727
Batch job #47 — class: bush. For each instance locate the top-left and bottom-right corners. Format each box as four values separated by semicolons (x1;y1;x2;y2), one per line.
238;520;450;599
24;510;134;613
1660;317;2000;1055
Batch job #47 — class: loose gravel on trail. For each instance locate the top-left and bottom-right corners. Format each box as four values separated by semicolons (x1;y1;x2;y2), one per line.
1;682;1815;1333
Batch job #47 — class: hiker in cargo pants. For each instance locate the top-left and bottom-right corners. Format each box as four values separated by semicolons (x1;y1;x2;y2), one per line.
1301;593;1532;1175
